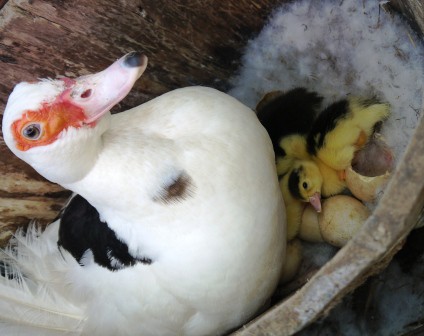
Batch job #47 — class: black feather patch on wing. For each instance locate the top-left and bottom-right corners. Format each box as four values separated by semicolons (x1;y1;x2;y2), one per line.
257;88;323;156
288;168;303;201
58;195;152;271
307;99;350;156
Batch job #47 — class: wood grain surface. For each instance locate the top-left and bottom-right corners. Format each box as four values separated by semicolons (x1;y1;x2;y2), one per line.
0;1;423;334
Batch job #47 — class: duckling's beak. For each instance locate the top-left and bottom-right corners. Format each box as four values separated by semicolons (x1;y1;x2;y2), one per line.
309;192;322;212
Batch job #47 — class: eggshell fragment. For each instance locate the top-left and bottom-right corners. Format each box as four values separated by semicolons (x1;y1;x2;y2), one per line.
319;195;370;247
347;133;394;202
345;166;391;202
352;133;394;176
279;238;303;284
299;204;324;243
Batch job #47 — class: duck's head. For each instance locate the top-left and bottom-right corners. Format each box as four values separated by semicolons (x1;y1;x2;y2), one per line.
288;160;322;212
2;52;147;184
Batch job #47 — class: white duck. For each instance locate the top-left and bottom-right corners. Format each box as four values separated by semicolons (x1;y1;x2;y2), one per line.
1;52;286;336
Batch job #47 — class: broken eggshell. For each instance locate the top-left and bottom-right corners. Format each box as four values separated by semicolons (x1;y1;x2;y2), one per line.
346;133;394;202
345;167;391;202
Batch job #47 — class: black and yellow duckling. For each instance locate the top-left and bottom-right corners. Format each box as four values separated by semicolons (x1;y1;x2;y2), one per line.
257;88;323;239
307;97;391;171
257;87;322;156
275;134;325;239
257;89;390;240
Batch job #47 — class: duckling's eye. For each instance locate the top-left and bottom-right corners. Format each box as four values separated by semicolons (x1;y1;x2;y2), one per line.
302;182;308;189
22;123;42;140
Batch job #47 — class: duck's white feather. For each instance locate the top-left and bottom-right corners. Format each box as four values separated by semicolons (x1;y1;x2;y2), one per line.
1;80;285;335
0;223;85;335
62;87;285;335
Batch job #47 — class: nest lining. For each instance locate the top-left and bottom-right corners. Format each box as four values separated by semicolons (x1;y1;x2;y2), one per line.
228;0;424;334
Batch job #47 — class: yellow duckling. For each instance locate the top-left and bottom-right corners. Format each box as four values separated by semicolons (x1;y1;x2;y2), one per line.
279;159;323;240
257;89;323;239
261;92;390;241
307;97;390;171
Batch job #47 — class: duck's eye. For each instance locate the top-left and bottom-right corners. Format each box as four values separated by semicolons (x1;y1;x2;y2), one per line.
302;182;308;189
22;123;42;140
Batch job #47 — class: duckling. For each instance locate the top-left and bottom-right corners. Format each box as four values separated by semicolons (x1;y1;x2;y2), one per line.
275;133;326;238
307;97;390;171
276;134;309;174
257;88;321;240
280;97;390;204
256;87;322;156
277;133;346;204
278;137;346;201
279;160;323;240
257;88;326;209
259;90;390;241
257;88;323;239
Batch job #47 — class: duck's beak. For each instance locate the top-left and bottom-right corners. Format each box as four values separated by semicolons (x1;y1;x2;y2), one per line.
309;192;322;213
61;52;148;124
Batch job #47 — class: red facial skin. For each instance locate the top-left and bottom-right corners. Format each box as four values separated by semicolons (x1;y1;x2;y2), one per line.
12;100;88;151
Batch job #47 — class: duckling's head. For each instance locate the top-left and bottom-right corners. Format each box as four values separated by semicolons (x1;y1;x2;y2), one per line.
288;160;322;212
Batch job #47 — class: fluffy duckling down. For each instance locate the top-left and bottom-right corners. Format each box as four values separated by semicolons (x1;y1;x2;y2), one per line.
276;135;322;240
257;88;322;240
307;98;391;171
257;89;391;241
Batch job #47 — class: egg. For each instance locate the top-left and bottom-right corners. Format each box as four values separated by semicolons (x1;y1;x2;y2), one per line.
319;195;370;247
299;204;324;243
346;133;394;202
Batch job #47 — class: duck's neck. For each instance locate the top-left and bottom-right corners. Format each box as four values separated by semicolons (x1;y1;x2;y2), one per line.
33;114;111;185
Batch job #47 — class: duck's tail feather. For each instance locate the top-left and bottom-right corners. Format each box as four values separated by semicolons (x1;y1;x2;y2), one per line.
0;223;85;335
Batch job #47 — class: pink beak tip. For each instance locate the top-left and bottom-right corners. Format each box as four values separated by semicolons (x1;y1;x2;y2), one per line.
309;193;322;213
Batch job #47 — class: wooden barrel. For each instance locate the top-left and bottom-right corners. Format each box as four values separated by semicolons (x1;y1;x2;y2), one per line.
0;1;423;334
